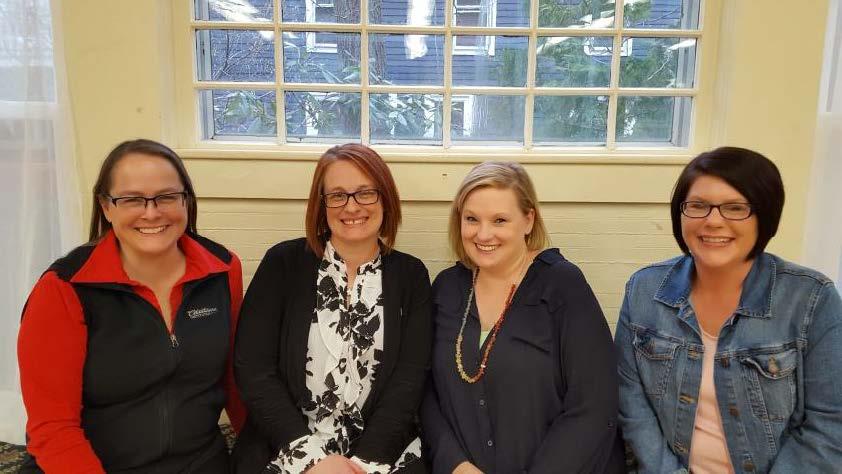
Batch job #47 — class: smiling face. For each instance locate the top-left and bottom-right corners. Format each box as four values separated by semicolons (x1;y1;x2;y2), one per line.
681;174;758;271
100;153;188;260
460;186;534;274
322;159;384;254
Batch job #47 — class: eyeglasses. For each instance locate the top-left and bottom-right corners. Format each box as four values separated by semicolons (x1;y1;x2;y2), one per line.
323;189;381;208
105;191;188;211
680;201;753;220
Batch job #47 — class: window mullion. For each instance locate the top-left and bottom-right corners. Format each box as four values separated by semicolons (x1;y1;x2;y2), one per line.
361;0;370;144
606;1;624;151
443;0;454;148
275;5;287;144
190;20;272;29
193;81;276;89
524;0;539;149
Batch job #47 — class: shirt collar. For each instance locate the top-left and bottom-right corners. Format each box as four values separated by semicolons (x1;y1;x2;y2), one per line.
71;230;230;285
324;240;381;273
654;253;775;319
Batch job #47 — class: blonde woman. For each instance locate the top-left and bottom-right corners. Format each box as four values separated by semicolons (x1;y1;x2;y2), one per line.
421;162;624;473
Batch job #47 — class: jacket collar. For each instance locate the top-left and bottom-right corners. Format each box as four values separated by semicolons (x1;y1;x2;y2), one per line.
654;253;776;319
71;230;230;285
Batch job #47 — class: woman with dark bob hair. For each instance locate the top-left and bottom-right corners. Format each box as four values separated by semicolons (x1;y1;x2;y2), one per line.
232;144;431;473
18;139;245;472
616;147;842;473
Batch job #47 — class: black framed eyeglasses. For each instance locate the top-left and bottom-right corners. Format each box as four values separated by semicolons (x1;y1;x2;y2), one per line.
105;191;188;211
680;201;753;220
322;189;381;208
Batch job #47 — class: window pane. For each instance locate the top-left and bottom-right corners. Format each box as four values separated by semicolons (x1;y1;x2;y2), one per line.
369;0;445;25
538;0;615;28
195;0;273;21
453;0;529;27
533;95;608;145
196;30;275;82
452;36;528;87
201;90;277;139
536;36;611;87
282;32;360;83
370;94;443;144
368;34;444;85
283;0;360;23
285;92;361;141
451;95;525;144
619;37;696;88
623;0;700;29
616;96;691;146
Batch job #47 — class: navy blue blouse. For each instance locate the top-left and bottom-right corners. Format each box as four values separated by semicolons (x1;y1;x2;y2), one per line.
421;249;625;473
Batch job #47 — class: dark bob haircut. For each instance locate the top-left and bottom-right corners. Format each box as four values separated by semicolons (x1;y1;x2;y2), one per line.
670;146;784;260
89;139;198;242
305;144;401;257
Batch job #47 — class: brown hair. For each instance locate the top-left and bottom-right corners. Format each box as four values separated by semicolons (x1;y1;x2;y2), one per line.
89;139;197;242
448;161;549;268
305;144;402;257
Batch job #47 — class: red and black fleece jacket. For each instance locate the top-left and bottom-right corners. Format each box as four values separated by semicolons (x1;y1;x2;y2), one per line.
17;230;245;473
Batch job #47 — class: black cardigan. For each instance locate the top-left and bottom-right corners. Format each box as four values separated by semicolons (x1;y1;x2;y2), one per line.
232;238;432;472
421;249;625;473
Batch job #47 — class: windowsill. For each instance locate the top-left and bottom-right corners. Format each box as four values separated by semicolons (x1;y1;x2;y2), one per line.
176;142;695;164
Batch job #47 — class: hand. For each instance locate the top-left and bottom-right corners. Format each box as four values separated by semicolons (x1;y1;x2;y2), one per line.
306;454;366;474
453;461;484;474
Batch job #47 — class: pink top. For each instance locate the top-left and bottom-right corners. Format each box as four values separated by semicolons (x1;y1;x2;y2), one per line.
688;328;735;474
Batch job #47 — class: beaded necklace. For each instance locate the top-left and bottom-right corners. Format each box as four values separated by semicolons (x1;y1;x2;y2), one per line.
454;256;529;384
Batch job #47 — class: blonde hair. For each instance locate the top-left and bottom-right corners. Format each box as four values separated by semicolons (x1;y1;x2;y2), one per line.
448;161;550;268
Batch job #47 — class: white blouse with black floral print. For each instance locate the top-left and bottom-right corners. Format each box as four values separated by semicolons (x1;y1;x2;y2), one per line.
266;241;421;474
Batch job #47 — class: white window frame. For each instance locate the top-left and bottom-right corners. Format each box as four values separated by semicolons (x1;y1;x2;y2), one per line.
305;0;338;53
453;0;497;56
177;0;715;155
583;36;632;57
451;94;476;136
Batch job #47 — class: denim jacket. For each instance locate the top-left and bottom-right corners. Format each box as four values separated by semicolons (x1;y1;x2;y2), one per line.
615;253;842;473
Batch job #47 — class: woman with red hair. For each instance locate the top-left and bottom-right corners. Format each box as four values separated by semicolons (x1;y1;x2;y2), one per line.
232;144;431;473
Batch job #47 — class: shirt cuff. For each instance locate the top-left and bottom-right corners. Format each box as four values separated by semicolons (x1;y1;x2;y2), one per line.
266;434;327;473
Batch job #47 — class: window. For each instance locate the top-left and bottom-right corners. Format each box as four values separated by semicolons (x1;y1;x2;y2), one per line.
189;0;703;149
453;0;497;56
305;0;339;53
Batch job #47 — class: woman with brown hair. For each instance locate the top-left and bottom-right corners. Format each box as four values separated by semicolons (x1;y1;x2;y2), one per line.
232;144;432;473
18;139;245;473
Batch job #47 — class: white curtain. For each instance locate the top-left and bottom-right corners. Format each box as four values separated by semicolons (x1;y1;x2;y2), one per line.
0;0;83;444
804;0;842;290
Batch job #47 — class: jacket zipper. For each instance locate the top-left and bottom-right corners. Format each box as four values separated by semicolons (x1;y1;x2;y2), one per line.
155;304;179;457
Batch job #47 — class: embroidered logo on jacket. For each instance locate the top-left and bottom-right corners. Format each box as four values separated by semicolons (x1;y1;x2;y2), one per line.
186;307;218;319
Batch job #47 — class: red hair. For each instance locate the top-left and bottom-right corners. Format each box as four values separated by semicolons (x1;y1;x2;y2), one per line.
305;144;402;257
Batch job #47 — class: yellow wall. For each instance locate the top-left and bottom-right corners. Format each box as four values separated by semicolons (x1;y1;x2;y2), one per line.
59;0;830;327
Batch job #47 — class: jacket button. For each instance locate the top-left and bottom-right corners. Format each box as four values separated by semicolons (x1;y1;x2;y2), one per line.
728;405;739;417
487;440;494;447
768;356;780;375
679;394;696;405
720;357;730;368
743;461;755;471
479;399;486;406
